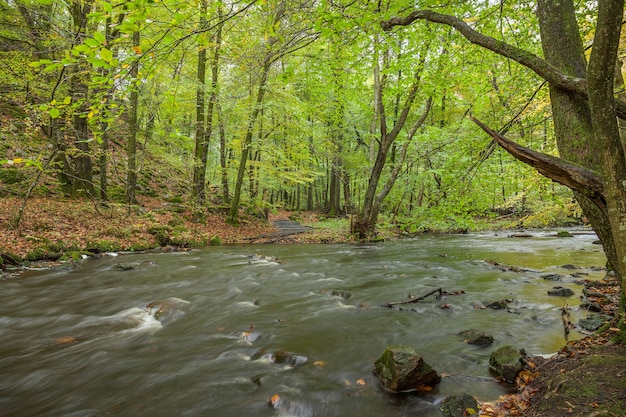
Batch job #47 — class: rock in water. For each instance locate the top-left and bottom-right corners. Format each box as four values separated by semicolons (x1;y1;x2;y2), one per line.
548;286;575;297
459;329;494;345
373;344;441;393
440;394;479;417
489;345;523;383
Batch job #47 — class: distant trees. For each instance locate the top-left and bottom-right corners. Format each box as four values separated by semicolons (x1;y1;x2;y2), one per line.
1;0;585;243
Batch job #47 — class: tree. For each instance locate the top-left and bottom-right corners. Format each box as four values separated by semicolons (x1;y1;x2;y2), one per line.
191;2;223;209
227;0;318;223
352;33;432;239
382;1;626;310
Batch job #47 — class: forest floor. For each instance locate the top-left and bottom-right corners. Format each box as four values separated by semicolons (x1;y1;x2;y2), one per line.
1;195;625;417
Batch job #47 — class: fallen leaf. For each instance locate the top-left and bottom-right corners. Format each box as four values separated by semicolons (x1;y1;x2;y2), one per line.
268;394;280;408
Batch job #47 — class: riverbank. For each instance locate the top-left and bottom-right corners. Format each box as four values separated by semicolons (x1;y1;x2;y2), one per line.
0;196;356;273
479;271;626;417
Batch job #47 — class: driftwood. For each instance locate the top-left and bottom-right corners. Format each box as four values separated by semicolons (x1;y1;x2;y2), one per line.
561;304;576;337
385;288;444;307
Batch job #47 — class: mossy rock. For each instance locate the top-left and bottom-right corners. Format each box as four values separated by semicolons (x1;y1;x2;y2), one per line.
373;344;441;393
440;394;479;417
85;240;122;253
59;251;92;261
489;345;523;383
556;230;574;237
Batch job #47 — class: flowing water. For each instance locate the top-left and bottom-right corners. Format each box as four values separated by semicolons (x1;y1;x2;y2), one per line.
0;229;607;417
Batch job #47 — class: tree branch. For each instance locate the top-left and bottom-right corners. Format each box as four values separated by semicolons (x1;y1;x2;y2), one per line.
381;10;626;119
471;117;605;205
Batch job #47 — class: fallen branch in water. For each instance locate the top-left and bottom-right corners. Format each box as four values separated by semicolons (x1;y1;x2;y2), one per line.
385;288;445;307
485;259;529;273
561;304;575;338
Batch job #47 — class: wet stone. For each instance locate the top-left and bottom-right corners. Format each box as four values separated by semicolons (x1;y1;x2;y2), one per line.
579;314;611;332
331;290;352;299
486;299;511;309
440;393;479;417
542;273;564;281
548;286;575;297
489;345;523;383
459;329;494;345
373;344;441;393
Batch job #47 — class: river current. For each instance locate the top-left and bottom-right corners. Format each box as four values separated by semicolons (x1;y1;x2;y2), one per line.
0;229;607;417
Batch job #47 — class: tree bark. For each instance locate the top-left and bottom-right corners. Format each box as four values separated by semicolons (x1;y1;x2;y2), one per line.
586;0;626;283
227;54;272;223
191;0;208;206
126;30;140;206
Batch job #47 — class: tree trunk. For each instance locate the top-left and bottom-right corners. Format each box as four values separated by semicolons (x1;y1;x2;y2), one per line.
70;0;94;197
192;1;222;207
586;0;626;284
191;0;207;206
536;0;618;273
227;55;272;223
217;100;230;203
353;49;426;239
126;30;140;206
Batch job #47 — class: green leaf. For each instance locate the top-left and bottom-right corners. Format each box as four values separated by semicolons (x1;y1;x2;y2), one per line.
93;32;106;45
49;108;60;119
84;38;100;48
100;47;113;63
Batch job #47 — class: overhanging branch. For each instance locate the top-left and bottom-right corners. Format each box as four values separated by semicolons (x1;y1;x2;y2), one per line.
381;10;626;119
471;117;605;205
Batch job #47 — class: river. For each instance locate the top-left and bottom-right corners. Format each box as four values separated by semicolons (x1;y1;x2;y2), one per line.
0;229;607;417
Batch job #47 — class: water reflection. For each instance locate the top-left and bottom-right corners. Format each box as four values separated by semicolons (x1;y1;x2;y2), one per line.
0;229;606;417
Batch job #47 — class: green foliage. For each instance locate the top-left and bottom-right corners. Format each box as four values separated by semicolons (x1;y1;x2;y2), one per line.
209;235;222;246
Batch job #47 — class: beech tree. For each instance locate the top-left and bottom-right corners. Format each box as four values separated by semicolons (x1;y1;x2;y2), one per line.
383;1;626;312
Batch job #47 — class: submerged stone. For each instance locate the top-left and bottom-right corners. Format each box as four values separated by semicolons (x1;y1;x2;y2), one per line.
373;344;440;393
459;329;494;345
486;299;510;309
254;350;308;368
542;273;564;281
331;290;352;299
440;393;479;417
489;345;523;383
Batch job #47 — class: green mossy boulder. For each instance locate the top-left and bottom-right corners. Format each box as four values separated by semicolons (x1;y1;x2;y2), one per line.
489;345;523;383
373;344;441;393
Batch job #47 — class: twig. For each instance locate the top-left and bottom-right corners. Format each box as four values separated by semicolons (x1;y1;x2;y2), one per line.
385;288;443;307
